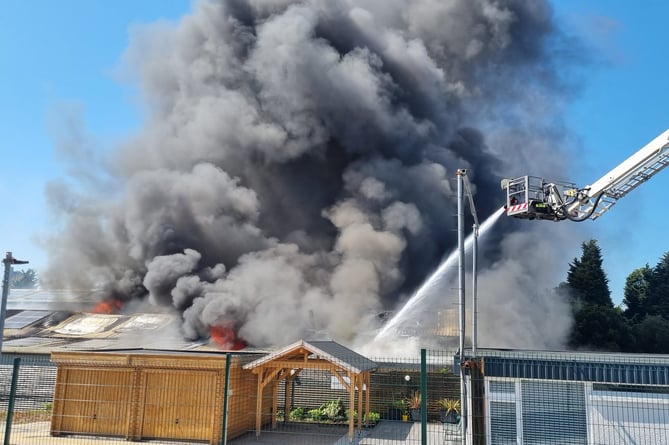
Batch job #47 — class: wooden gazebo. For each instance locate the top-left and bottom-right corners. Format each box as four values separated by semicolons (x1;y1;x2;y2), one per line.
243;339;378;440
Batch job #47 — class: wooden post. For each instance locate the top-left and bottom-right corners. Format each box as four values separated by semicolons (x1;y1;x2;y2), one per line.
348;371;355;441
357;374;363;430
271;378;278;430
255;369;264;437
364;373;370;426
284;377;292;423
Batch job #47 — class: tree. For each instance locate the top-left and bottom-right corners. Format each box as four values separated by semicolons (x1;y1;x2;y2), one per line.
647;252;669;319
10;268;38;289
622;254;669;353
565;240;630;350
566;240;613;308
569;305;635;352
622;265;652;321
633;315;669;354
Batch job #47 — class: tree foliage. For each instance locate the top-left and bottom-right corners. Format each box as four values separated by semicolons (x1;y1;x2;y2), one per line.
569;305;634;352
633;315;669;354
620;253;669;353
566;240;613;308
646;252;669;319
564;241;669;354
10;268;38;289
565;240;627;350
622;265;652;321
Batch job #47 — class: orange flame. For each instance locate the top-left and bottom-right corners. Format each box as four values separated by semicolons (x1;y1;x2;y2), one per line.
91;298;124;314
210;324;247;350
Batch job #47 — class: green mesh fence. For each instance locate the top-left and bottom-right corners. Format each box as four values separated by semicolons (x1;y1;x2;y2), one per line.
2;348;669;444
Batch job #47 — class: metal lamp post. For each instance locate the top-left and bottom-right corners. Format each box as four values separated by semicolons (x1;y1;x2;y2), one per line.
456;169;480;445
0;252;29;356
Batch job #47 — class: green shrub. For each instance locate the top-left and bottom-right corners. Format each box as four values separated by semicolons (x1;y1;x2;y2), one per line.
321;399;345;420
365;411;380;424
390;399;406;409
308;408;327;421
289;407;305;420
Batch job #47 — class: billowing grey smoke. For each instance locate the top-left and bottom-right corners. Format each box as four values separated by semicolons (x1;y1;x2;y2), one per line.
43;0;583;349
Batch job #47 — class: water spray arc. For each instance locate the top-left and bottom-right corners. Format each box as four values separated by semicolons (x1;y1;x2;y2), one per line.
374;208;503;342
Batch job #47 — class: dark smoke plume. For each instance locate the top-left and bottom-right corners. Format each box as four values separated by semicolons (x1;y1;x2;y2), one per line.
43;0;584;349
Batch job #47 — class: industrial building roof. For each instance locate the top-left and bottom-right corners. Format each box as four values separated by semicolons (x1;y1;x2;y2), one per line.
1;310;217;354
2;288;278;355
462;348;669;386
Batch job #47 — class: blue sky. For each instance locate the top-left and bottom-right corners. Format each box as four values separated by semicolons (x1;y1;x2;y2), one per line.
0;0;191;271
1;0;667;306
549;0;669;304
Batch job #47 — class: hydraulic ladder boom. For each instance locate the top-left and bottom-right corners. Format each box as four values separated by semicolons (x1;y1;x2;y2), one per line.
501;128;669;222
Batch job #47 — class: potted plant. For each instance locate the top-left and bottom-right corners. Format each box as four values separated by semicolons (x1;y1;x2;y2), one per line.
405;390;421;421
388;399;405;421
436;398;460;424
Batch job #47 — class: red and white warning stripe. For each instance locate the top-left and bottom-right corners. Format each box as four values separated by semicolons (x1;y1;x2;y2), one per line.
507;202;528;214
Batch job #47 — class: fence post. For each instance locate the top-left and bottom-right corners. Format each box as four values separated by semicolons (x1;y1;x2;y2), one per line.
420;349;427;445
220;353;232;445
3;357;21;445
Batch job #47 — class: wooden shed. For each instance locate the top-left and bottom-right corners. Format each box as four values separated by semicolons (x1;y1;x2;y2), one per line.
49;349;267;444
243;339;378;441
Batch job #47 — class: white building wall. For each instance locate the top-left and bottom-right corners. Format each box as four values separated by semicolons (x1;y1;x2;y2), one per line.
587;384;669;445
486;378;669;444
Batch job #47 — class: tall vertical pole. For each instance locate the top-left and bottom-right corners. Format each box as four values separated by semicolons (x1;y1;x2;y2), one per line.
420;348;427;445
4;357;21;445
1;252;14;357
457;173;465;363
472;223;479;357
221;352;232;445
456;170;467;444
0;252;28;357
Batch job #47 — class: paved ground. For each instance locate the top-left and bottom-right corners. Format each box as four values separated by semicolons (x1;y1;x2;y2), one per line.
230;423;349;444
2;420;459;444
3;422;197;445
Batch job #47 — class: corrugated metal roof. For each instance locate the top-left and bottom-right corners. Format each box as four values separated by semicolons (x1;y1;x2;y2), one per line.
2;310;201;353
466;348;669;363
244;339;378;373
4;310;52;329
6;288;102;311
462;348;669;386
2;337;74;352
1;308;276;355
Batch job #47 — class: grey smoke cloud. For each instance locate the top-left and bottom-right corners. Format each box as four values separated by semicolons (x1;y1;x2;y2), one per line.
42;0;584;349
476;227;577;350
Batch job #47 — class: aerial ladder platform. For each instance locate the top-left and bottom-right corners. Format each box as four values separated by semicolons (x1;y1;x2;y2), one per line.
501;128;669;222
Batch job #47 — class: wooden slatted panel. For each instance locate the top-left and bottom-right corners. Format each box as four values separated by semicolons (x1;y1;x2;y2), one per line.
140;369;218;441
227;364;270;438
50;351;263;443
51;367;133;436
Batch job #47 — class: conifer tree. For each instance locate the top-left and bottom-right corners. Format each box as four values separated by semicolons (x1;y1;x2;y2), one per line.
623;265;652;321
566;239;613;308
647;252;669;319
566;240;631;350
